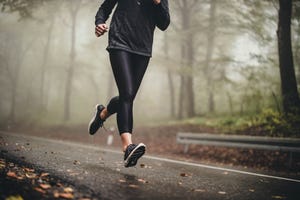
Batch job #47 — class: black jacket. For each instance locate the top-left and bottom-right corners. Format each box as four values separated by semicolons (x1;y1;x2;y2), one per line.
95;0;170;57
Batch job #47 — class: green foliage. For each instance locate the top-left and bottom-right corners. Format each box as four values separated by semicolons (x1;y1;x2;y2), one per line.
251;109;289;136
233;109;300;137
187;109;300;137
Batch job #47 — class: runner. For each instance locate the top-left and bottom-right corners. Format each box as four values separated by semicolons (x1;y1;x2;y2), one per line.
88;0;170;167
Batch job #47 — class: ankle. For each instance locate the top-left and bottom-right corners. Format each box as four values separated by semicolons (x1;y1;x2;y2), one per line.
100;108;108;120
123;143;132;152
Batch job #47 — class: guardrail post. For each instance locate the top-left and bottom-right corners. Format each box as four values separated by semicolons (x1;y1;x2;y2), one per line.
184;144;189;154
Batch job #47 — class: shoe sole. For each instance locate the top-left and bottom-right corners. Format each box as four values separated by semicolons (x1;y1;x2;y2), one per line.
88;104;100;135
124;143;146;168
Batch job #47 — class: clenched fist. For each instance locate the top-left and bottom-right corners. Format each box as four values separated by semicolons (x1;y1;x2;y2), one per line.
153;0;161;5
95;24;108;37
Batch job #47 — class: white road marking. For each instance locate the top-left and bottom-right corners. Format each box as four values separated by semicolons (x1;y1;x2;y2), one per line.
1;132;300;183
144;155;300;183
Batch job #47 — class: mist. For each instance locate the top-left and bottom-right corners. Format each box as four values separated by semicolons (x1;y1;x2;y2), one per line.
0;0;299;130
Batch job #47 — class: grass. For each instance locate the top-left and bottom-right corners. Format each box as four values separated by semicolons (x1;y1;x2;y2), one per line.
180;109;300;137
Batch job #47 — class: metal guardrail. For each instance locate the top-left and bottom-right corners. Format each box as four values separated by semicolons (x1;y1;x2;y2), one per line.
177;132;300;166
177;133;300;152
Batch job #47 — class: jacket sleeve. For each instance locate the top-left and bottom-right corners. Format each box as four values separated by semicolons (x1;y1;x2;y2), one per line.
154;0;170;31
95;0;118;26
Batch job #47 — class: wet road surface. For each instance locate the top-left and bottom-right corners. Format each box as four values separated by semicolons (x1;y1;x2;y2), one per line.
0;132;299;200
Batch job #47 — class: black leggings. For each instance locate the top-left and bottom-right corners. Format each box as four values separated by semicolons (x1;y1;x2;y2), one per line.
106;50;150;134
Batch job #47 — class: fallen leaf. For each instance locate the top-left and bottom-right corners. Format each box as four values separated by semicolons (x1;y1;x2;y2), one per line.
128;184;139;188
24;168;34;172
25;173;37;179
5;195;24;200
64;187;74;193
178;181;182;185
192;189;205;192
218;191;226;195
73;160;80;165
34;187;46;194
7;171;23;180
137;178;148;183
140;163;146;168
53;191;60;198
271;195;286;199
0;163;5;169
40;173;50;177
57;183;63;187
180;173;189;177
59;193;74;199
119;179;126;183
249;189;255;192
40;184;51;189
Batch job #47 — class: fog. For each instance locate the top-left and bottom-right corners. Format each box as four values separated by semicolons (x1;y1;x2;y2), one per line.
0;0;299;128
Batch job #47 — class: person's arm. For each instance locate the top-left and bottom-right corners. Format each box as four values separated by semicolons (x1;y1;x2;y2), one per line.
95;0;118;26
153;0;170;31
95;0;118;37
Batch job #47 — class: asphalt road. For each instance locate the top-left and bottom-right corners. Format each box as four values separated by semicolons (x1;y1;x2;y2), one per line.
0;131;299;200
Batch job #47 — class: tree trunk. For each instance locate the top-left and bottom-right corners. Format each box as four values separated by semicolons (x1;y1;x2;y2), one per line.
9;81;17;123
167;70;176;118
6;37;35;124
64;1;81;121
40;18;54;112
271;91;281;113
227;92;233;116
186;32;195;117
208;90;215;114
178;75;185;119
177;0;195;118
277;0;300;114
294;26;300;87
164;32;176;118
204;0;217;114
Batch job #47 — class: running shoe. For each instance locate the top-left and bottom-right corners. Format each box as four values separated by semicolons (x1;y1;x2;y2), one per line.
124;143;146;168
88;104;105;135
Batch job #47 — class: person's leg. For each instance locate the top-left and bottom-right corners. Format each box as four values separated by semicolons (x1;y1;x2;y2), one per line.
109;50;149;151
120;133;132;151
131;53;150;98
98;96;119;121
109;50;134;135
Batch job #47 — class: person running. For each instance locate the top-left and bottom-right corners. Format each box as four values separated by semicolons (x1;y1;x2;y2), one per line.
88;0;170;168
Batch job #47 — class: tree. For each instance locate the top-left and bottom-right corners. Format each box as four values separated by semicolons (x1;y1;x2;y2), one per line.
277;0;300;114
0;0;45;18
63;0;82;121
204;0;217;113
163;32;176;118
39;16;55;113
0;32;35;123
172;0;200;118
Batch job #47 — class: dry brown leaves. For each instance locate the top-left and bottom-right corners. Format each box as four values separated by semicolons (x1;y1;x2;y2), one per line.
1;157;77;199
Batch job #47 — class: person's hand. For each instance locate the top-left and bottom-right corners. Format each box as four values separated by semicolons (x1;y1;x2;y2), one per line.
95;24;108;37
153;0;161;5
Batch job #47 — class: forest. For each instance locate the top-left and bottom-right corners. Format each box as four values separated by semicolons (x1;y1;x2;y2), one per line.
0;0;300;137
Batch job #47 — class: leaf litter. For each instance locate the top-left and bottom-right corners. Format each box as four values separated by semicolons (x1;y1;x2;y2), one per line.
1;157;94;200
